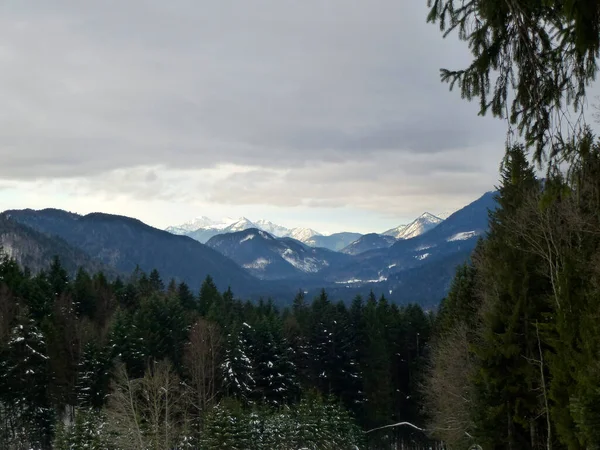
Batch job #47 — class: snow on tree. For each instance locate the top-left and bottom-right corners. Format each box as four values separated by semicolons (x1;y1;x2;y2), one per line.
221;322;255;403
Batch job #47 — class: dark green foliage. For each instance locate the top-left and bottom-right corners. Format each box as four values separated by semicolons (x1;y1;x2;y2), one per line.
425;136;600;450
76;341;112;408
427;0;600;161
0;247;436;448
221;322;256;402
53;408;112;450
0;307;54;449
0;216;111;277
200;398;252;449
2;208;257;295
468;145;550;448
201;395;363;450
199;275;220;316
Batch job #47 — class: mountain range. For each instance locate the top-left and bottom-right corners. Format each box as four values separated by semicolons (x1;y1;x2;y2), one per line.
382;212;443;239
167;216;323;246
0;191;497;306
166;211;445;253
206;229;352;281
1;208;257;295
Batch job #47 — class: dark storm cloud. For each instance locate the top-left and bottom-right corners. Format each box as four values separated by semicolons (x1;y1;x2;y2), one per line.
0;0;506;207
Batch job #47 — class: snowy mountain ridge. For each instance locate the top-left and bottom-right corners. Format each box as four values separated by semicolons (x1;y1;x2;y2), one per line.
166;217;324;244
382;212;443;240
206;228;351;280
167;212;443;246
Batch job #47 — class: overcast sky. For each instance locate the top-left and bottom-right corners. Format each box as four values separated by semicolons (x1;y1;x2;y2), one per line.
0;0;509;234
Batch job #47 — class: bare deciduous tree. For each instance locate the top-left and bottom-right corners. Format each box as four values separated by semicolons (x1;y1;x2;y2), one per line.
106;360;190;450
184;318;222;417
422;323;476;447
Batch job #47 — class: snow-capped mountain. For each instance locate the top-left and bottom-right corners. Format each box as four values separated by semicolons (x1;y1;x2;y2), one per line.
254;219;291;237
304;232;363;251
167;212;438;246
327;192;497;304
383;212;443;240
222;217;258;233
167;217;323;244
206;228;351;280
287;227;322;242
167;217;260;243
340;233;397;255
165;216;218;235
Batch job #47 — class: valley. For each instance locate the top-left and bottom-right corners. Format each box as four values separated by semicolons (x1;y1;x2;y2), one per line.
0;191;496;307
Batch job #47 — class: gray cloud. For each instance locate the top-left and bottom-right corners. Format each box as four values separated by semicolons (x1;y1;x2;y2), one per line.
0;0;507;219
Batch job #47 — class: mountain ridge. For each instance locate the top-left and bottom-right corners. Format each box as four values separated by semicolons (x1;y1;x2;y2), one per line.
2;208;259;294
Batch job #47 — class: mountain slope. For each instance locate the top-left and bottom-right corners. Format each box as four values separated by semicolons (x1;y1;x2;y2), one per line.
165;216;217;235
325;192;497;303
3;209;258;293
206;228;352;280
383;212;442;239
340;233;396;255
0;215;111;276
286;227;322;242
254;220;290;237
304;232;363;251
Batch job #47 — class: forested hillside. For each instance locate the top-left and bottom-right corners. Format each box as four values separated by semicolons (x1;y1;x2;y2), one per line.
424;138;600;448
0;251;433;449
2;209;259;295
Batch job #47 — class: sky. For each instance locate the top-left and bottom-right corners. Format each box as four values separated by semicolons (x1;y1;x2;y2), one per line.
0;0;511;234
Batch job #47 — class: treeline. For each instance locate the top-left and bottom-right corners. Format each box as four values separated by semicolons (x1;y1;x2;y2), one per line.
424;132;600;449
0;249;432;449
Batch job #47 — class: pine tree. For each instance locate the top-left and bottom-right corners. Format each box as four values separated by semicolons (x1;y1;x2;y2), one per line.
201;399;252;450
360;291;393;429
221;322;255;402
177;281;196;310
470;144;550;448
53;408;112;450
76;340;112;408
110;309;146;377
427;0;600;161
0;308;54;448
48;255;69;297
73;267;97;318
148;268;164;292
250;315;298;406
133;292;189;369
199;275;221;316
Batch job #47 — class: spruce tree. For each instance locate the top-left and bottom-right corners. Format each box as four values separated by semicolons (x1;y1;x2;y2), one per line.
0;308;54;448
221;322;255;402
361;291;393;429
76;341;112;408
427;0;600;161
470;145;550;448
199;275;221;316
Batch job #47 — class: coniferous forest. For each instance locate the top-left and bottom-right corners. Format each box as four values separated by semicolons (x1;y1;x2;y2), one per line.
425;136;600;449
4;0;600;448
0;251;433;449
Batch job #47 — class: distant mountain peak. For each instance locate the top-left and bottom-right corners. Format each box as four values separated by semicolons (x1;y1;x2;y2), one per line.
419;212;441;221
383;212;443;240
287;227;322;242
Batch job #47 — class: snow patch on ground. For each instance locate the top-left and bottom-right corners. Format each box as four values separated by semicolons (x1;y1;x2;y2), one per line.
240;234;255;243
335;275;388;284
448;231;478;242
415;244;434;251
243;257;270;270
280;248;327;273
